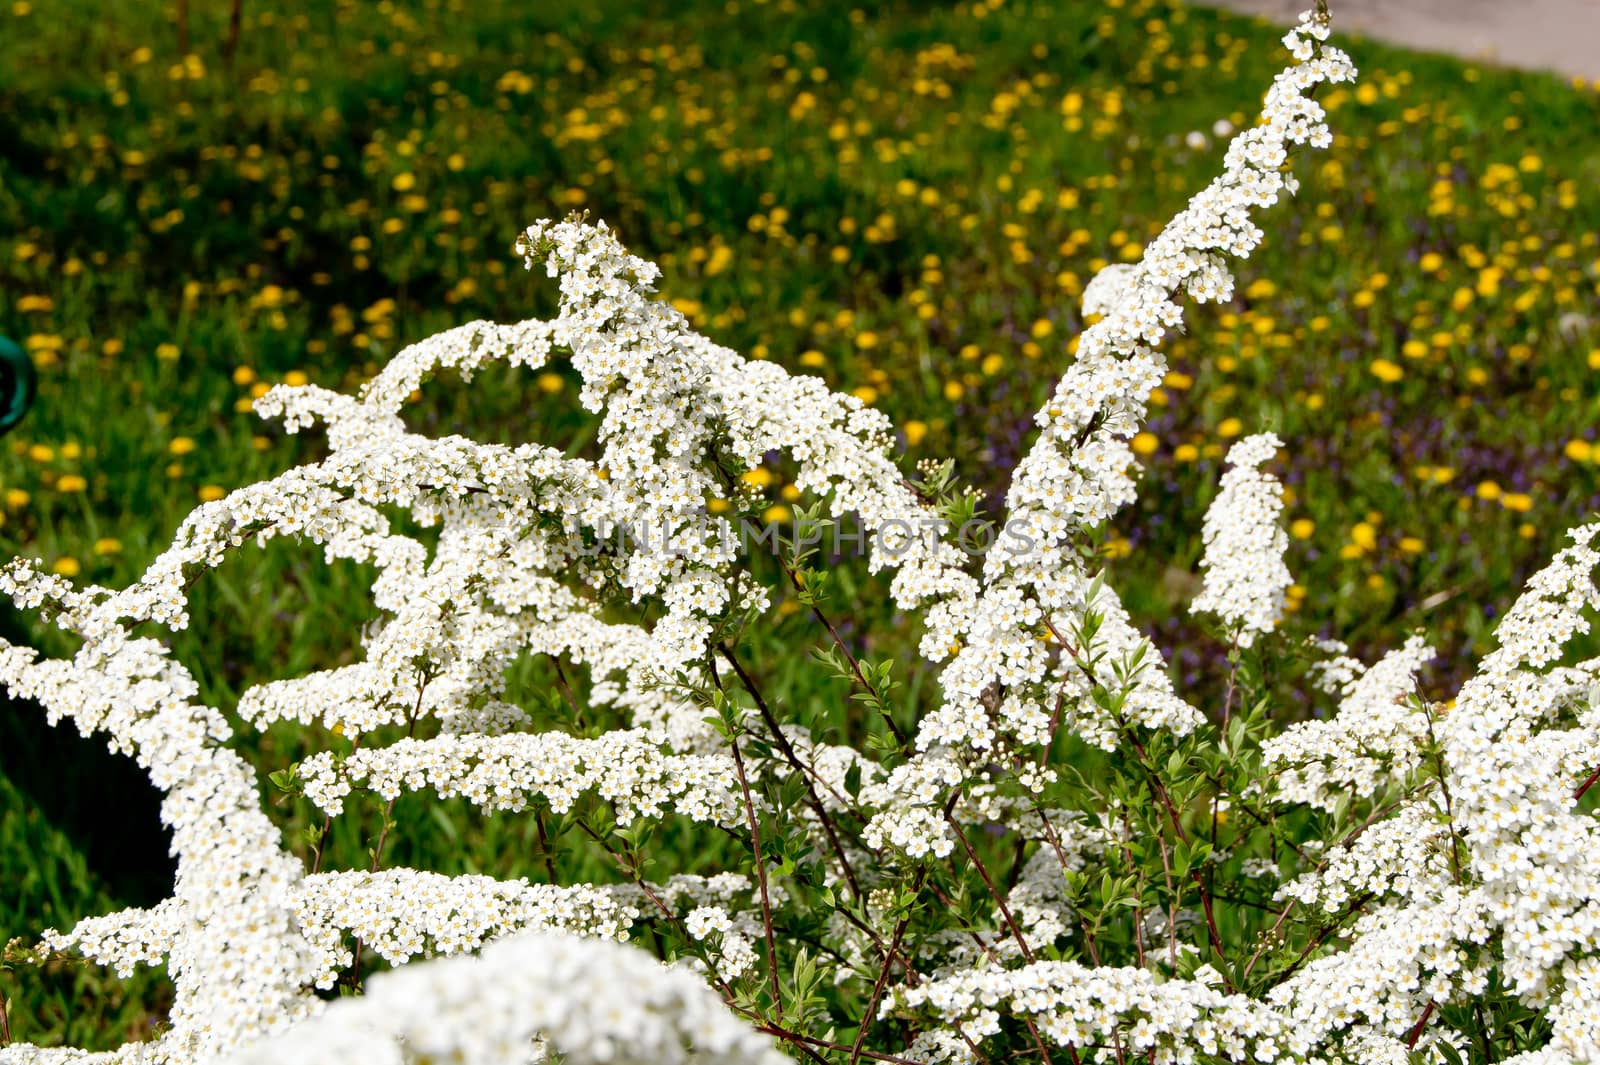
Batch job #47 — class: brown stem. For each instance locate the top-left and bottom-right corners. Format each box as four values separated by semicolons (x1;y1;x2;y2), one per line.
1125;730;1233;987
310;733;362;874
350;687;423;990
1421;707;1466;883
1190;872;1233;991
1242;787;1424;984
1032;806;1107;965
945;811;1034;963
849;873;923;1065
758;1025;929;1065
1039;618;1082;766
923;882;1048;1065
223;0;244;66
1266;891;1376;989
779;559;908;748
1575;764;1600;801
0;982;11;1046
576;820;673;919
1203;770;1308;862
1240;897;1297;984
1119;813;1147;972
176;0;190;55
1405;1001;1436;1049
369;798;399;873
1124;730;1188;843
549;655;586;729
534;810;560;885
348;792;399;988
720;642;864;900
728;732;784;1022
1152;826;1180;969
309;811;334;874
1220;635;1240;732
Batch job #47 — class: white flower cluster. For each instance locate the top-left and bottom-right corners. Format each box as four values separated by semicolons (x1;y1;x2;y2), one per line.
291;871;639;986
1189;432;1293;646
297;730;740;823
222;931;790;1065
1256;524;1600;1055
13;7;1600;1065
863;7;1356;858
897;961;1296;1062
0;567;321;1062
1263;634;1436;810
683;904;761;979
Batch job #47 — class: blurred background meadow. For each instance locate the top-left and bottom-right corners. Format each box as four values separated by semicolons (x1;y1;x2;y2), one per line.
2;0;1599;1048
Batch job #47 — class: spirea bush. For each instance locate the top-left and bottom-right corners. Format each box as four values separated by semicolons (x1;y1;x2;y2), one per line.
3;9;1599;1064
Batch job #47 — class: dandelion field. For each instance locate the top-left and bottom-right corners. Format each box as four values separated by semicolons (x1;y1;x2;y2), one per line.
4;0;1600;1058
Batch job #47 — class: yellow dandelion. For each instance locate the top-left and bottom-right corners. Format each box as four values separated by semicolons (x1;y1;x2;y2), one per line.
1369;358;1403;383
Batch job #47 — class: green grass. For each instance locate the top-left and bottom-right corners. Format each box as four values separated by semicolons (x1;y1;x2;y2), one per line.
2;0;1600;1048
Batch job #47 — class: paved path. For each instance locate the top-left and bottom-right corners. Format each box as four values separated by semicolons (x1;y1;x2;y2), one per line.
1205;0;1600;81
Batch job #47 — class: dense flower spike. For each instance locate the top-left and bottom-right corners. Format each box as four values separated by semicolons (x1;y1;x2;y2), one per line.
8;8;1600;1065
1190;433;1294;646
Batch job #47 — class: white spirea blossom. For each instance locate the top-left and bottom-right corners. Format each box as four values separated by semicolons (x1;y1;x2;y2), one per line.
862;7;1356;859
222;932;789;1065
290;871;639;986
297;730;740;823
1189;432;1292;646
1262;634;1436;810
897;960;1297;1061
13;8;1600;1065
0;583;321;1062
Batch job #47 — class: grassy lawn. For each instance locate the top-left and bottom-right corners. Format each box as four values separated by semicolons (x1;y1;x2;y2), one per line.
2;0;1599;1047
